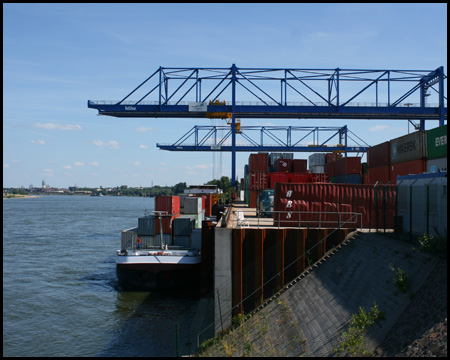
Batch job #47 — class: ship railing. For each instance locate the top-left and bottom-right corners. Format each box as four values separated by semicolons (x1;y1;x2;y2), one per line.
233;210;363;230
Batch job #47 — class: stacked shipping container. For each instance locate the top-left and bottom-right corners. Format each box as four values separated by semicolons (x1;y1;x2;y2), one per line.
366;140;391;185
273;182;396;229
248;153;269;208
389;130;427;184
426;124;447;173
334;157;362;184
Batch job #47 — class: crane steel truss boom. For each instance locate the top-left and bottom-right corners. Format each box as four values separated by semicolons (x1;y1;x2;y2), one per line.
156;125;368;156
88;65;447;187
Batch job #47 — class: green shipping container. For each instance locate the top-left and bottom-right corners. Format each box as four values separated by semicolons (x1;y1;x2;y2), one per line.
362;162;368;174
427;124;447;159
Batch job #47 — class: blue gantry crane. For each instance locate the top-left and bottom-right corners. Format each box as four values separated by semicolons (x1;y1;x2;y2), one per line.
88;65;447;187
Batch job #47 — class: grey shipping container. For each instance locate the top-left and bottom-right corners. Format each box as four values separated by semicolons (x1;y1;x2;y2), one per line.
390;130;426;164
397;172;447;237
138;216;156;235
156;233;172;246
173;215;196;236
139;235;156;248
191;229;202;250
184;197;202;214
121;227;138;249
173;235;191;248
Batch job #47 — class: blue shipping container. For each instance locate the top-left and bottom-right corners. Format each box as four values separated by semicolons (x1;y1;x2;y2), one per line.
335;174;362;184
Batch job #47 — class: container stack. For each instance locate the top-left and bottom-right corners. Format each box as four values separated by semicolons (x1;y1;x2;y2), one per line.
323;152;342;183
173;196;205;247
248;153;269;208
309;153;325;174
334;157;362;184
244;152;312;208
367;141;391;184
273;182;396;229
154;195;181;246
426;124;447;173
268;153;293;189
389;130;427;184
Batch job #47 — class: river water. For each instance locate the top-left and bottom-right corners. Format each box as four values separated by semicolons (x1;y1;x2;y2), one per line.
3;195;199;357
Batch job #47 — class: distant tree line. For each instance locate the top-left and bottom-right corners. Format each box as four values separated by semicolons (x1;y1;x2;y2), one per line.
4;176;233;198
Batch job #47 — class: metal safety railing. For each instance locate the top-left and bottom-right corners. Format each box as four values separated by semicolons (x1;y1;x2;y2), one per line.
232;210;363;230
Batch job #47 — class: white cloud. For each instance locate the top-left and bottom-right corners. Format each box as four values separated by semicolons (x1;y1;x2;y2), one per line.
4;163;10;168
139;145;149;149
33;123;82;131
92;140;120;149
31;140;46;145
89;162;99;166
136;126;153;132
195;164;209;169
43;168;53;173
74;162;84;166
63;165;72;170
133;162;141;166
369;125;388;132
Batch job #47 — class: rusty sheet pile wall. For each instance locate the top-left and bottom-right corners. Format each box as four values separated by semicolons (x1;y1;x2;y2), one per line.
232;228;352;315
274;183;396;229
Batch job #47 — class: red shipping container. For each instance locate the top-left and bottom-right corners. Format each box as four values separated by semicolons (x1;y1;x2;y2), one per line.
390;159;426;184
269;172;288;188
367;141;390;168
292;159;307;173
310;173;329;183
325;152;342;163
274;183;396;229
289;173;310;184
155;196;180;215
367;165;390;185
324;161;335;177
249;171;268;190
204;194;213;217
276;158;292;172
155;214;181;234
335;157;362;176
249;153;268;172
249;189;258;208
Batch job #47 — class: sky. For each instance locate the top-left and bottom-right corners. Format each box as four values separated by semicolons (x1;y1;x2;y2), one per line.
3;3;447;189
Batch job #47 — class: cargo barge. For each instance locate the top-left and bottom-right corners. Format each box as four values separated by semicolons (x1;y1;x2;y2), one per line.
117;187;221;290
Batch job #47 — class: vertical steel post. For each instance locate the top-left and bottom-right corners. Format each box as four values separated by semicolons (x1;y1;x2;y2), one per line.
158;67;162;106
420;81;426;130
388;71;391;106
231;64;237;188
336;68;340;107
438;66;445;127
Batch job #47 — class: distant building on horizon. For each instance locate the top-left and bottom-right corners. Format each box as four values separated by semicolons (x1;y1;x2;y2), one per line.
42;180;46;189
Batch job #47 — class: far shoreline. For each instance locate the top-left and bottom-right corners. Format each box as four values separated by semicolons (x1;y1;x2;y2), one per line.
3;195;43;199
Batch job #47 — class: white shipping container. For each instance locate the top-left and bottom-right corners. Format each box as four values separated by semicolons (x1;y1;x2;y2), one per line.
310;165;325;173
309;153;326;167
426;157;447;173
